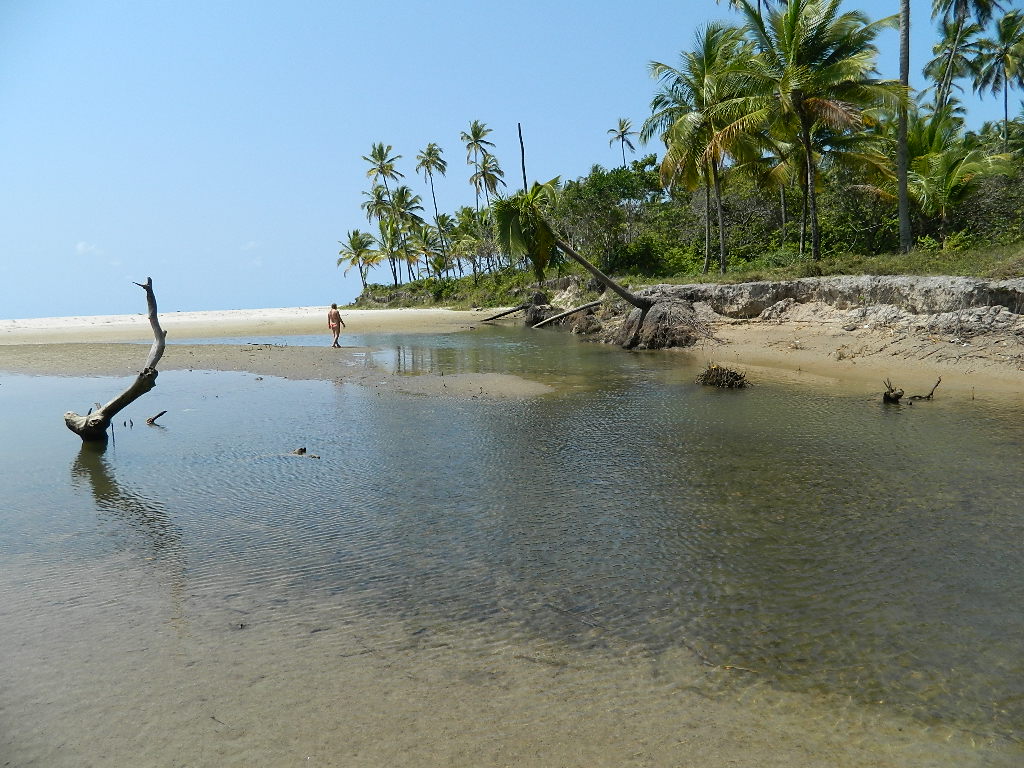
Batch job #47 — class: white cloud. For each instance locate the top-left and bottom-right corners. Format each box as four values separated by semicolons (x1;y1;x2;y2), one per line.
240;241;261;251
75;241;103;256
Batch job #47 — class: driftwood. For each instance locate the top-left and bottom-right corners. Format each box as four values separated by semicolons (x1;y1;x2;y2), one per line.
909;377;942;400
696;363;747;388
481;303;529;322
882;378;904;403
146;410;168;426
64;278;167;442
883;376;941;404
532;299;604;329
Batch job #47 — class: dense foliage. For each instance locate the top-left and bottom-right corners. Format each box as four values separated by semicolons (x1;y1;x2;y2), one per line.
338;0;1024;302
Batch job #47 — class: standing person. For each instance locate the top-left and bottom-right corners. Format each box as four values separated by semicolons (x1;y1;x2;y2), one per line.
327;303;345;347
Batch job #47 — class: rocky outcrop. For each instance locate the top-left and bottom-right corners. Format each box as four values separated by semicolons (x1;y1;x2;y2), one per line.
637;276;1024;319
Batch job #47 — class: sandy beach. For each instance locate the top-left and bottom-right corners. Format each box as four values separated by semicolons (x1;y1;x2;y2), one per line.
1;304;1020;403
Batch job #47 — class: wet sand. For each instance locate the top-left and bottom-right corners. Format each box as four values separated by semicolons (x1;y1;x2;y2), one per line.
1;304;1019;402
0;307;551;399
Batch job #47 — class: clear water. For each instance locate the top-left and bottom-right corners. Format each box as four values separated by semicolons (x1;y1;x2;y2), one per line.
2;326;1022;765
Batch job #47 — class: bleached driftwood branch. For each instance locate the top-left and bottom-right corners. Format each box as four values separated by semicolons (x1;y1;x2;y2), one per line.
64;278;167;442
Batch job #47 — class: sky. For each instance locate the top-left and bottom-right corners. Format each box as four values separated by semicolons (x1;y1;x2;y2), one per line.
1;0;1018;319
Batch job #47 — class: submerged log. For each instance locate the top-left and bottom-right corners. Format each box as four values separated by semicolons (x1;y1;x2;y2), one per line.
64;278;167;442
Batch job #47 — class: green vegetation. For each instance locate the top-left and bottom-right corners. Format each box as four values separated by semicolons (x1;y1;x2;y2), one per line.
338;0;1024;307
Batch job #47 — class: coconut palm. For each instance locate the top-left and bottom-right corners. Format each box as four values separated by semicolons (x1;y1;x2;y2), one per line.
471;151;507;208
644;22;750;273
460;120;495;212
930;0;1004;110
898;0;913;252
361;184;399;285
971;10;1024;152
493;180;652;310
337;229;379;290
925;19;984;105
388;185;425;281
415;142;450;262
607;118;638;167
726;0;904;261
362;142;404;198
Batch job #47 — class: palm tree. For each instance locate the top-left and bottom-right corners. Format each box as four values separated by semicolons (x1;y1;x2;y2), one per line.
728;0;904;261
644;22;750;273
494;180;652;310
362;142;404;198
930;0;1003;111
337;229;378;290
388;185;425;282
361;184;399;285
607;118;638;166
898;0;913;253
925;19;984;106
471;151;507;208
415;142;450;263
460;120;495;212
971;10;1024;152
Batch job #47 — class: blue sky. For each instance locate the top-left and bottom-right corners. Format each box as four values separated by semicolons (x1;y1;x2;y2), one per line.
1;0;1018;319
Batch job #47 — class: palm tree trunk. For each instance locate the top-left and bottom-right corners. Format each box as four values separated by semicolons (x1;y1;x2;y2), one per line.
711;160;727;274
1003;77;1010;153
702;181;712;274
800;121;821;261
799;184;808;258
897;0;912;253
554;236;652;310
779;186;787;243
937;19;966;111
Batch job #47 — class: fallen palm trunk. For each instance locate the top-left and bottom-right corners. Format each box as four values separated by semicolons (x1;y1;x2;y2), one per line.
532;299;604;329
64;278;167;442
481;303;529;322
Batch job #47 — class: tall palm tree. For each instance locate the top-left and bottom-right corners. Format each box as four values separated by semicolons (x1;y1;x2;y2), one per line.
644;22;750;273
415;142;450;262
362;142;404;198
728;0;903;261
460;120;495;212
388;185;425;282
898;0;913;253
361;184;399;285
494;180;652;310
925;19;984;105
607;118;638;166
471;151;507;208
971;10;1024;152
930;0;1003;111
337;229;378;290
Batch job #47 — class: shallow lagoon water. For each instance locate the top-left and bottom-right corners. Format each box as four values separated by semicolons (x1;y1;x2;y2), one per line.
1;327;1022;765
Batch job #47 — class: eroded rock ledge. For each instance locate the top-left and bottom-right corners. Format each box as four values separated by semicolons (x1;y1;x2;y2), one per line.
537;275;1024;350
640;275;1024;319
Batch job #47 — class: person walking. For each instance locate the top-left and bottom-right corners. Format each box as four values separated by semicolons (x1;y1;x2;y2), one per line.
327;303;345;347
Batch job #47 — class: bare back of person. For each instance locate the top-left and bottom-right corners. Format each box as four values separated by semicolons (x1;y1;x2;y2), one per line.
327;304;345;347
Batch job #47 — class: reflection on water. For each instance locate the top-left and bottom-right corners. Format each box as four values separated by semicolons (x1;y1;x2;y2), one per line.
1;327;1022;764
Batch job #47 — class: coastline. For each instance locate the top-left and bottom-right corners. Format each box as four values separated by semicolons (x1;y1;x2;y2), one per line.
0;304;1020;402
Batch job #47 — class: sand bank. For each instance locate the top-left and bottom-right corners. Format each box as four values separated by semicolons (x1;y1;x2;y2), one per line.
0;304;1020;401
0;306;493;344
0;307;550;399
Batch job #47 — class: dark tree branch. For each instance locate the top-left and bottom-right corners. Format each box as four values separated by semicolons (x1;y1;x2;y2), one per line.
65;278;168;442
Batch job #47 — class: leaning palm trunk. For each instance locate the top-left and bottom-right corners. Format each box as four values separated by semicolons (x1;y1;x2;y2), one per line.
553;237;652;310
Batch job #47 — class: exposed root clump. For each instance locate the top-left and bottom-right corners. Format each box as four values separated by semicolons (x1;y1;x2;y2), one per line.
696;363;748;389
